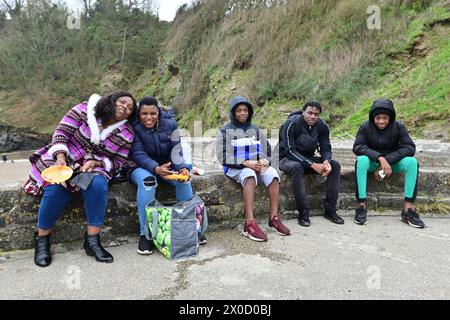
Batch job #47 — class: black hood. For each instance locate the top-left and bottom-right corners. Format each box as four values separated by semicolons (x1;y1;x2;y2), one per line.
369;99;396;124
287;110;303;119
228;95;254;127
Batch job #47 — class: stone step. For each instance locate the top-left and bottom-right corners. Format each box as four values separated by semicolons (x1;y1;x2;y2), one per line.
331;149;450;168
185;138;450;168
192;167;450;198
1;168;448;216
1;168;449;217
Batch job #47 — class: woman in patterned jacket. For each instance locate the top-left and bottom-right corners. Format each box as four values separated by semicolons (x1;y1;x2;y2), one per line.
24;92;136;267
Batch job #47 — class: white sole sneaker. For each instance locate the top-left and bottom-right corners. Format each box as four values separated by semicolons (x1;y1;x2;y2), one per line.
402;219;424;228
137;249;153;255
242;231;266;242
268;226;290;236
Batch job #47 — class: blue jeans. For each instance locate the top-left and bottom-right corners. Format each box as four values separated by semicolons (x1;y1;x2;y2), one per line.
37;175;109;230
130;168;193;238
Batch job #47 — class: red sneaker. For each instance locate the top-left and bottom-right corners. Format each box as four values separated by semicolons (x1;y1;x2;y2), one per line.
242;220;267;242
269;216;291;236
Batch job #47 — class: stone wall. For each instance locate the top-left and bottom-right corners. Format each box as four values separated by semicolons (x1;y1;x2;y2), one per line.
1;168;449;251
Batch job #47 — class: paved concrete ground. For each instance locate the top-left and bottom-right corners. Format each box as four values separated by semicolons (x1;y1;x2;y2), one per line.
0;161;29;190
1;216;449;300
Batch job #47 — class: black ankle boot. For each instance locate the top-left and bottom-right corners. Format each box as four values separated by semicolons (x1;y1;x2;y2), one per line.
34;232;52;267
83;233;113;263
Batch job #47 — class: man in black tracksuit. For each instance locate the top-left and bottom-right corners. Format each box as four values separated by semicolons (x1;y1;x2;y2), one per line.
279;101;344;226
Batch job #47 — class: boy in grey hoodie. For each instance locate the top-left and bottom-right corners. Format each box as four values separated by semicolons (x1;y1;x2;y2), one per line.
217;96;290;242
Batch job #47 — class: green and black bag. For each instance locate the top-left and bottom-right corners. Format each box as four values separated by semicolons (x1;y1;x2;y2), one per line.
145;194;207;260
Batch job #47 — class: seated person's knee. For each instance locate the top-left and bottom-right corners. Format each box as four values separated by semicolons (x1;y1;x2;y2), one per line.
291;163;304;176
243;176;256;186
331;160;341;172
89;176;108;194
357;155;370;165
142;176;157;189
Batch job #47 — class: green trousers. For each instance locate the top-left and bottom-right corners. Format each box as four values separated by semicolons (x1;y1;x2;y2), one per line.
355;156;418;203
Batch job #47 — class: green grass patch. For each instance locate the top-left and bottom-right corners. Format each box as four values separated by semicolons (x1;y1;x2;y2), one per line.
333;7;450;138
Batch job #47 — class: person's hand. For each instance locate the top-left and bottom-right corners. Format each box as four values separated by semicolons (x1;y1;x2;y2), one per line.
155;162;173;178
80;160;99;173
179;168;191;181
259;159;270;168
54;153;66;167
322;160;332;177
378;156;392;177
257;159;270;173
311;163;325;175
374;169;383;181
243;160;262;173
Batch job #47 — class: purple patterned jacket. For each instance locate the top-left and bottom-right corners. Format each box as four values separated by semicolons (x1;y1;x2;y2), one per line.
24;94;135;196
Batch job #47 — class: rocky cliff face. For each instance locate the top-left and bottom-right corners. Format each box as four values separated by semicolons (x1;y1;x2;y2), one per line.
0;124;51;153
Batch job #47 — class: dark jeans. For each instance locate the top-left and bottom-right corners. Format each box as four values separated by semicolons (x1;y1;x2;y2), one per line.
279;157;341;213
37;175;109;230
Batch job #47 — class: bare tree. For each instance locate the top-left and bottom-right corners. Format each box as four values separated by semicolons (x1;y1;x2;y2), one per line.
1;0;25;16
139;0;157;13
121;26;127;62
80;0;93;13
124;0;157;11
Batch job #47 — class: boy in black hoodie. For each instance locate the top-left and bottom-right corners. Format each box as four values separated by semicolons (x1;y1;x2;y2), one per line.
279;101;344;226
353;99;425;228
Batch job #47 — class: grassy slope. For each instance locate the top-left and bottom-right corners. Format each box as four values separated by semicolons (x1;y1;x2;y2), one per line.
0;90;77;134
333;5;450;139
1;1;448;140
131;0;449;140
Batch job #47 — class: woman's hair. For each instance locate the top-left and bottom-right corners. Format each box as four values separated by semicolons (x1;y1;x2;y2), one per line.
95;91;137;124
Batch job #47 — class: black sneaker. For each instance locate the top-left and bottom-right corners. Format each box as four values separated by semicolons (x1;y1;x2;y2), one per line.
199;234;208;245
137;235;153;255
354;206;367;225
401;208;425;228
324;210;344;224
298;210;311;227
